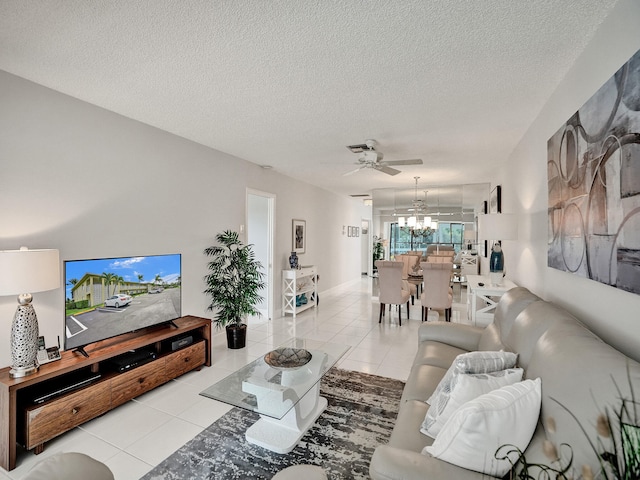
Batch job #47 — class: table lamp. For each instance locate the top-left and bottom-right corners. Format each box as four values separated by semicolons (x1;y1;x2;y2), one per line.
463;229;476;251
478;214;517;285
0;247;60;378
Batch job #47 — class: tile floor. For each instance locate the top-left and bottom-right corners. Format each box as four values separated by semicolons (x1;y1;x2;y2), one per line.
1;276;469;480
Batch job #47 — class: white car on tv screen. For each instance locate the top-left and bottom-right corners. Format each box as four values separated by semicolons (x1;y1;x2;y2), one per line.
104;294;132;308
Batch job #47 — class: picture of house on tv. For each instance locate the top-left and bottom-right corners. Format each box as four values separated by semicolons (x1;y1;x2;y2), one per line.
64;254;182;351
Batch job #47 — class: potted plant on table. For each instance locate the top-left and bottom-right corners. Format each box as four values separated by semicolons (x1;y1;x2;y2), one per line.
204;230;266;349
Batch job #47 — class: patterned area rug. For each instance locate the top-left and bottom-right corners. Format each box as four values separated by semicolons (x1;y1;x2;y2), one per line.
141;368;404;479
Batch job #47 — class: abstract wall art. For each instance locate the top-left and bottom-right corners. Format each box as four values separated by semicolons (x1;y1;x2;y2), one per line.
548;48;640;294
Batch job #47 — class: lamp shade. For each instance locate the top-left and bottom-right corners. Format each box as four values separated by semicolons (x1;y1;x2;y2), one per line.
463;229;476;241
478;214;517;241
0;247;60;296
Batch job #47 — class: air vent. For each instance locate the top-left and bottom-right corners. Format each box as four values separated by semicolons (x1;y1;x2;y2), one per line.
350;194;371;198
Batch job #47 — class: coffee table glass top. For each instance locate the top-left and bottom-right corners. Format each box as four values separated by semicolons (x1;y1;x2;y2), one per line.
200;338;349;419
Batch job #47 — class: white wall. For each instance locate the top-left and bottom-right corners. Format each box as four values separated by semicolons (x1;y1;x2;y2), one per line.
506;0;640;361
0;71;364;366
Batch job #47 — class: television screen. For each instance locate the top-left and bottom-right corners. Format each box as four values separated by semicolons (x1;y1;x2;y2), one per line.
64;253;181;352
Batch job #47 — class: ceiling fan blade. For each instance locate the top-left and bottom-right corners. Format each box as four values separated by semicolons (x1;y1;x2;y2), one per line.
343;166;365;176
376;165;401;176
384;158;423;166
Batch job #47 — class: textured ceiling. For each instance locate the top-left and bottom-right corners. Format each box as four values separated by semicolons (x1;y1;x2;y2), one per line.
0;0;618;205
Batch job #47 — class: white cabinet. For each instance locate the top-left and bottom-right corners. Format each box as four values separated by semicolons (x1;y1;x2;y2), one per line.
282;266;318;317
460;254;479;277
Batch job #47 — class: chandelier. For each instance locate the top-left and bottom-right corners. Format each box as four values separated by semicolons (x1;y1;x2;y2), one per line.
398;177;438;237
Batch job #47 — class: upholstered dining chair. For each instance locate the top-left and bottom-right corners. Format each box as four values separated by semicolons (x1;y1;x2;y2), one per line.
426;251;455;263
375;260;411;325
395;254;419;303
420;261;453;322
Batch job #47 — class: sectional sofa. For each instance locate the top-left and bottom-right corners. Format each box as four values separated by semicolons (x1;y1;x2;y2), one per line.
370;287;640;479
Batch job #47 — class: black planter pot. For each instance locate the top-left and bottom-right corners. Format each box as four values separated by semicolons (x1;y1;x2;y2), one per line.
225;323;247;349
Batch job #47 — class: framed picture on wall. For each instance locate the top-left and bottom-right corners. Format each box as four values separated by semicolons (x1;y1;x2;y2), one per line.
292;219;306;254
490;185;502;213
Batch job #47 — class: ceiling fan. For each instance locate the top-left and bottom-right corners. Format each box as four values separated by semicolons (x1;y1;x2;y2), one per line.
344;139;423;176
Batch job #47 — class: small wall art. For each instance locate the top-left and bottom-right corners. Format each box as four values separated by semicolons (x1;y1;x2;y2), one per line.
292;219;306;254
490;185;502;214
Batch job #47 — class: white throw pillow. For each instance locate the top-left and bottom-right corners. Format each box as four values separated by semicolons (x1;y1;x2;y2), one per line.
423;378;542;478
421;367;524;438
426;351;518;405
425;350;518;437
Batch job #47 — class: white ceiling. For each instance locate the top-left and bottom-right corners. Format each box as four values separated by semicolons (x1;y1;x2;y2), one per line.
0;1;618;206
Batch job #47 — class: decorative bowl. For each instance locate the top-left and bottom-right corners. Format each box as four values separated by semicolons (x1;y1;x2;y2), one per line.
264;347;312;370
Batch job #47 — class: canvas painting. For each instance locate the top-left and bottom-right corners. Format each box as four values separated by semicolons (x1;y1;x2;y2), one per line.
547;48;640;294
292;219;306;254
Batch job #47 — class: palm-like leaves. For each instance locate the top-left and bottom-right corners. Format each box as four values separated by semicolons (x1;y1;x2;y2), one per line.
204;230;266;328
101;272;116;297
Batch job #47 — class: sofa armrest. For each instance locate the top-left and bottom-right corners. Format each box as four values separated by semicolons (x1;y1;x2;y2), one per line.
418;322;484;352
369;445;487;480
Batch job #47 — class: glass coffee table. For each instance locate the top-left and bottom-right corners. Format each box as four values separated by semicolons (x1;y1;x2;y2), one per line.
200;338;349;453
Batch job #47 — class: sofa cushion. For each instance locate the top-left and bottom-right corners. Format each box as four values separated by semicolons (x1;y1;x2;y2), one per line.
424;378;541;478
421;367;524;438
478;287;540;351
524;321;640;477
401;364;448;403
413;340;469;369
505;301;578;369
388;399;432;452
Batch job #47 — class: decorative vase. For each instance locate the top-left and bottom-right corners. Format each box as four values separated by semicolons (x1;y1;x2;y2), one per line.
225;323;247;349
289;251;298;269
489;243;504;285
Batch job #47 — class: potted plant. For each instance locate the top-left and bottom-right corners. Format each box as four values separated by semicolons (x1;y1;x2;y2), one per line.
373;235;385;273
204;230;266;349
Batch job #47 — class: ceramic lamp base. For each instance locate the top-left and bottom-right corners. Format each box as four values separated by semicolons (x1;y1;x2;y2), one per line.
9;301;40;378
490;271;504;286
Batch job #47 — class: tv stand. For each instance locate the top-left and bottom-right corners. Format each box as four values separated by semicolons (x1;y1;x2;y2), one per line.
0;315;211;471
169;320;179;328
74;346;90;358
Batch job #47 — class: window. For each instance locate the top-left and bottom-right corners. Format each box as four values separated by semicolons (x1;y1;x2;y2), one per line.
389;222;466;257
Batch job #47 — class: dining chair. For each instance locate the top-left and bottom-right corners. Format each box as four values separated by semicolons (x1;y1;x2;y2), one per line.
420;261;453;322
395;254;419;303
375;260;411;325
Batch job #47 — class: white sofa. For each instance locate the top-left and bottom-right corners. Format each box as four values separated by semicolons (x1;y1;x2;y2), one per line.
370;287;640;479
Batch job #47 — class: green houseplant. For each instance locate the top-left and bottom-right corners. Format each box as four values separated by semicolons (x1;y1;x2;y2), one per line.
373;235;385;273
204;230;266;349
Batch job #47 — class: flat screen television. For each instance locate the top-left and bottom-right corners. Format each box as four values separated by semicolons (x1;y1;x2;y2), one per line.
64;253;181;355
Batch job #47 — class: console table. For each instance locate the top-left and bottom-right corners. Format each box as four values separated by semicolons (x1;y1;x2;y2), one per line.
466;275;517;326
282;266;318;317
0;316;211;471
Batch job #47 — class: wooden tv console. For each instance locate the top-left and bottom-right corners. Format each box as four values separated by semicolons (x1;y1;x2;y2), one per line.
0;315;211;471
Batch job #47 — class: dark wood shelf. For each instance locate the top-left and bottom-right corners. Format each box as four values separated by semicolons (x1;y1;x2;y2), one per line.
0;315;211;471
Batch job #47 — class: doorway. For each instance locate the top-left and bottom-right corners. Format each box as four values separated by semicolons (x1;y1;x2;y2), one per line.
247;190;275;321
361;219;370;276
